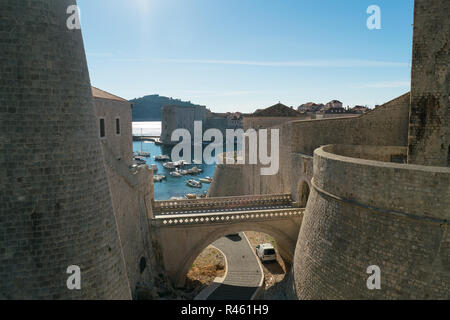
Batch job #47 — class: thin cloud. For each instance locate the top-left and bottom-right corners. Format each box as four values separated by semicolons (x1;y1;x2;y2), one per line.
155;59;409;68
183;90;266;97
349;81;410;89
110;57;409;68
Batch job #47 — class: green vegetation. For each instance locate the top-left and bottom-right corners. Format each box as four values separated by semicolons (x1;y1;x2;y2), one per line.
131;94;205;121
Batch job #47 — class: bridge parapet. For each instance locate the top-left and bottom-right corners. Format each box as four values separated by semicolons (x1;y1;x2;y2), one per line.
151;207;304;227
153;194;293;214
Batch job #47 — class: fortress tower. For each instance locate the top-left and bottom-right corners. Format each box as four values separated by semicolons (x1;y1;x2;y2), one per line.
0;1;131;299
291;0;449;299
408;0;449;166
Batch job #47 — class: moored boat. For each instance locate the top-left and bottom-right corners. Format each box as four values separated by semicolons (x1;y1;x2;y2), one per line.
137;151;150;157
199;176;213;184
163;162;175;169
187;166;202;175
154;155;170;161
153;174;166;182
186;179;202;188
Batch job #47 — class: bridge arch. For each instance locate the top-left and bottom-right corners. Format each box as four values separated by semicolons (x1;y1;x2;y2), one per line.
174;222;298;287
151;194;303;288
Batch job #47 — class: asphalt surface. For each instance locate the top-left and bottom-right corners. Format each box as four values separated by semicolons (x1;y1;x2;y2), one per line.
206;233;263;300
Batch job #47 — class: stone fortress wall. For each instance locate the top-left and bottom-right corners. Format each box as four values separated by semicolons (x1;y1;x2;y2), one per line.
292;0;449;299
209;92;411;202
408;0;449;166
161;105;206;145
92;88;159;298
209;0;449;299
293;145;449;299
101;140;159;298
0;0;131;299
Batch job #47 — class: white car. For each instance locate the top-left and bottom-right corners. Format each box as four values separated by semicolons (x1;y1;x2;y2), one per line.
255;243;277;262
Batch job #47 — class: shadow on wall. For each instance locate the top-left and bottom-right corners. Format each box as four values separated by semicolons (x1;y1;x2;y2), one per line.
298;181;310;208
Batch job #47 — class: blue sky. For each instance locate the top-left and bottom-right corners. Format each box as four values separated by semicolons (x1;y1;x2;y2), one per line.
78;0;414;113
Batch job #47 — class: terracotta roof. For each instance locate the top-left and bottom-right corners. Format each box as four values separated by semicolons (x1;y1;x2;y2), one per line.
92;86;128;102
251;103;303;117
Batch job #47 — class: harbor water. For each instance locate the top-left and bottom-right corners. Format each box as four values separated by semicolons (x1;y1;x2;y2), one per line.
133;122;218;200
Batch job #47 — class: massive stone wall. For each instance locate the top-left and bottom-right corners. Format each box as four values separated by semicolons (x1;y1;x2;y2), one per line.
161;105;206;145
209;93;411;201
408;0;449;167
101;141;158;298
243;116;309;131
293;145;449;299
0;0;131;299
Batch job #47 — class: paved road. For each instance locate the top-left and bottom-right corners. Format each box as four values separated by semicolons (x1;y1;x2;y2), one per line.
206;233;263;300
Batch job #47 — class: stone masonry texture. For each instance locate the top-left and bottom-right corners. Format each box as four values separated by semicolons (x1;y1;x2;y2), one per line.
408;0;449;166
0;0;131;299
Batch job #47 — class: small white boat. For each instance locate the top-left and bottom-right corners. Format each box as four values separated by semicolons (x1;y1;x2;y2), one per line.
187;166;202;175
174;160;189;167
153;175;166;182
192;159;202;165
199;176;213;184
154;155;170;161
163;162;175;169
137;151;150;157
170;171;183;177
186;179;202;188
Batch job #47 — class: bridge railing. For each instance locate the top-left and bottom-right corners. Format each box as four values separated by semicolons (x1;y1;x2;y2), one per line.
151;207;304;227
152;194;293;213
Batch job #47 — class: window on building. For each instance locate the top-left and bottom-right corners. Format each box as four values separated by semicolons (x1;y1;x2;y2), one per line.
99;118;105;138
116;118;120;135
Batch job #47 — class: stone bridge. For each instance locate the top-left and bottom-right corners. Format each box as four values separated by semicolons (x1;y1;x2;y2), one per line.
150;194;304;287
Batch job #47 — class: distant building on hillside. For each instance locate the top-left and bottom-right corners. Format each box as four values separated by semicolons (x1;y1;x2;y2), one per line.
325;100;343;109
352;105;370;114
298;102;325;113
243;102;309;130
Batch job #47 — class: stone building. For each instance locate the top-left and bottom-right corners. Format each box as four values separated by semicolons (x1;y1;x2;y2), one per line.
209;0;449;299
91;87;158;298
92;87;133;165
160;105;206;145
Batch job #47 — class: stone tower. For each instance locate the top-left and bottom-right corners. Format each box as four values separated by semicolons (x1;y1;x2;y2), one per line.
0;0;132;299
408;0;449;166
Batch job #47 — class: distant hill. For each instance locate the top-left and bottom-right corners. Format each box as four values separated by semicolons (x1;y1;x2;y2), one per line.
130;94;206;121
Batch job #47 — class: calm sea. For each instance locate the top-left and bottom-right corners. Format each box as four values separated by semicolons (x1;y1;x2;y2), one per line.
132;122;217;200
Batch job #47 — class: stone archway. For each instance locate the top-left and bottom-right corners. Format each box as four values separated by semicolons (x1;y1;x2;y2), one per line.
172;222;299;287
298;181;310;208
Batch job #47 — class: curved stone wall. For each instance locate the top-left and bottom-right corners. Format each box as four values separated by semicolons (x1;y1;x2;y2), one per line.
0;1;131;299
293;145;449;299
208;93;410;201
